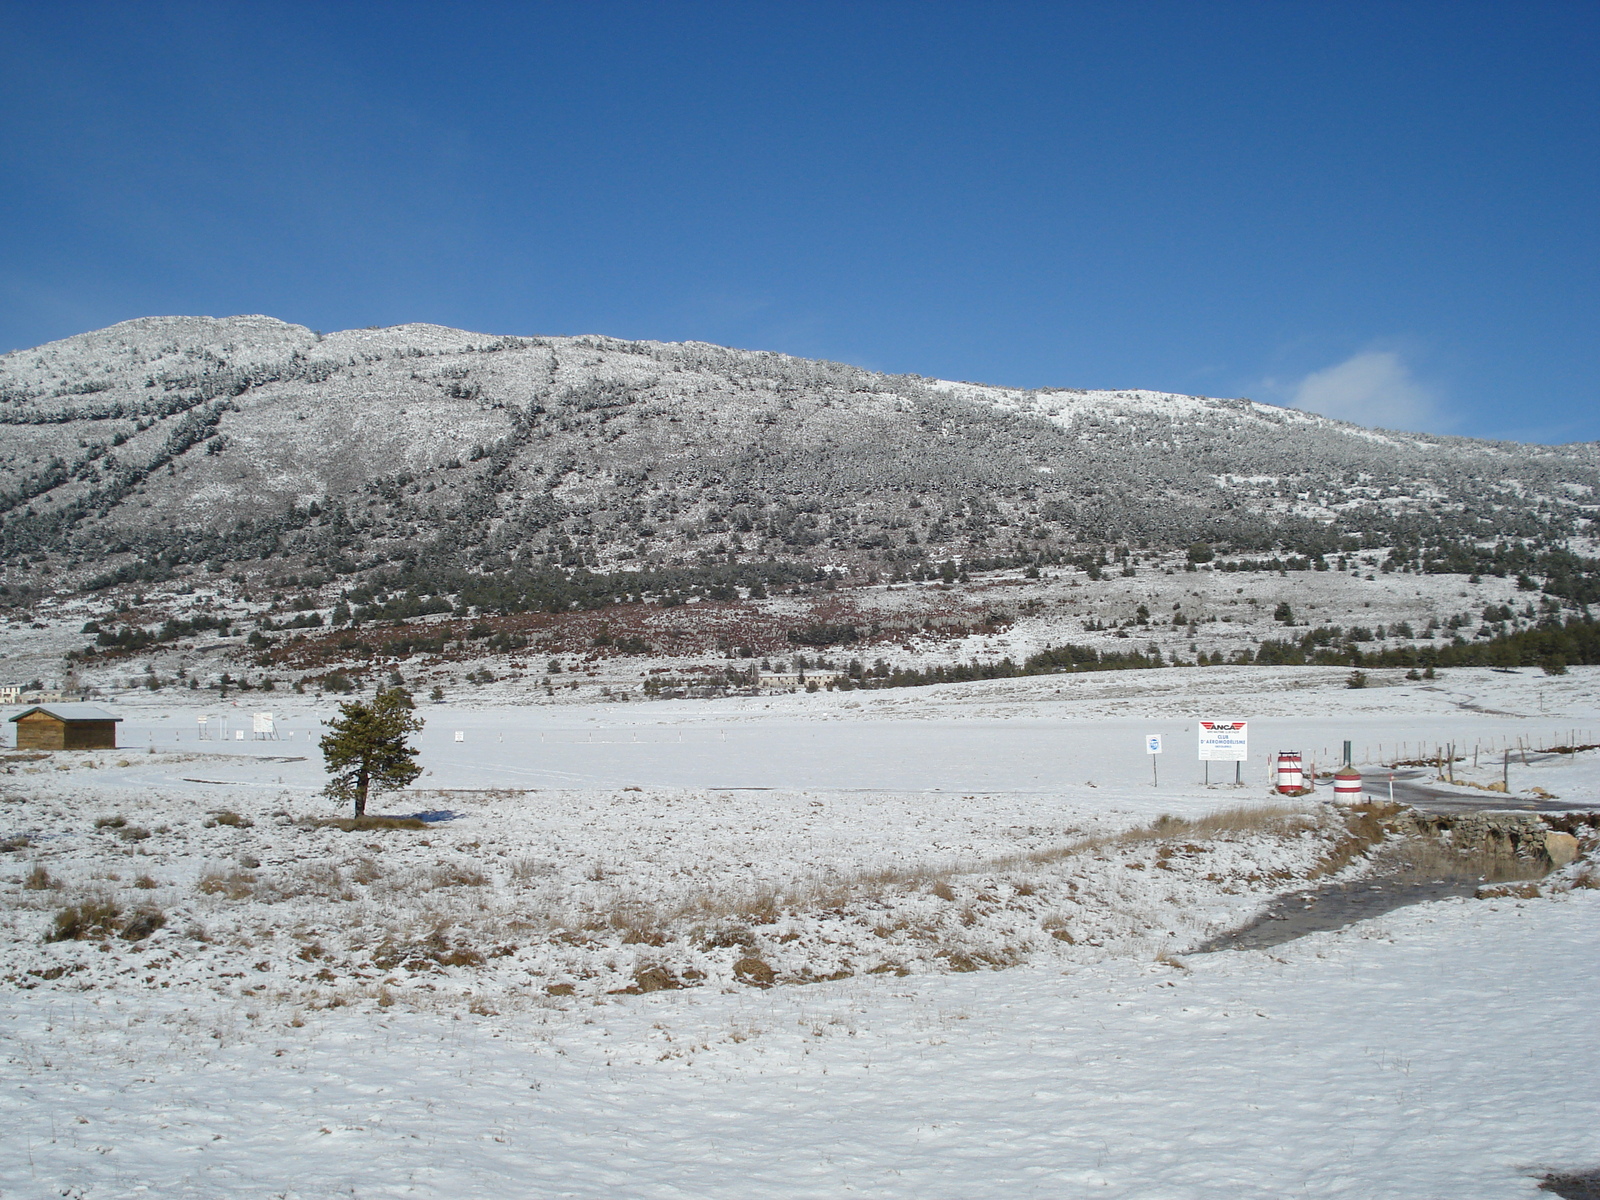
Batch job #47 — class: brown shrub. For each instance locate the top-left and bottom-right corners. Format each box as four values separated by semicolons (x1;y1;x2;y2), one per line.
24;864;54;891
133;874;159;889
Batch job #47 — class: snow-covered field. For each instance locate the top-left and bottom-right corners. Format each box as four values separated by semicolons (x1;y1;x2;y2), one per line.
2;667;1597;1197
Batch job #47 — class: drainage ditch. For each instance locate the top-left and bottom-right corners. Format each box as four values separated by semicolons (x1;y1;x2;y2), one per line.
1198;808;1596;954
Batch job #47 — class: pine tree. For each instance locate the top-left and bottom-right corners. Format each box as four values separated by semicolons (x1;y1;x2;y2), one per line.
319;687;424;817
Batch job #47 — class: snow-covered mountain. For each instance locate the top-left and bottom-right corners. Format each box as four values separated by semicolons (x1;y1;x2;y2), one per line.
1;315;1595;586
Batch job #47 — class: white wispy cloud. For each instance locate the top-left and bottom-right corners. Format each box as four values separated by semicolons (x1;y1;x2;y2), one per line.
1286;350;1444;433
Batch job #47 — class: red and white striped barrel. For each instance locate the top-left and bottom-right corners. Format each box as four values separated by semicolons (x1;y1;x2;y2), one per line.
1332;767;1364;803
1275;751;1305;793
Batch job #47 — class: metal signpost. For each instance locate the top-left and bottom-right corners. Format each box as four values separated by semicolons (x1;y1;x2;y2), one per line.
1146;733;1162;786
1197;720;1249;785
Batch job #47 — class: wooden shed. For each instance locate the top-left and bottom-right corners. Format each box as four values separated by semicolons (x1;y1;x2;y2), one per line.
9;704;122;751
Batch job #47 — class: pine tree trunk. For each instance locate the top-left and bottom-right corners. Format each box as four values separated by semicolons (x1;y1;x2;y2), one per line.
354;767;369;818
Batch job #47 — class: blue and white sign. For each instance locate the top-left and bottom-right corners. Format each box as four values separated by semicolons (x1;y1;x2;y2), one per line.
1146;734;1163;755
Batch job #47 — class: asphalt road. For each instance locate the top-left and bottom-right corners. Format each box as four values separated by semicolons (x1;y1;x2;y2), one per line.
1359;766;1597;814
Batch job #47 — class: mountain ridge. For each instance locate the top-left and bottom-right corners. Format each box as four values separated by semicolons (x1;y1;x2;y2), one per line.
1;316;1596;599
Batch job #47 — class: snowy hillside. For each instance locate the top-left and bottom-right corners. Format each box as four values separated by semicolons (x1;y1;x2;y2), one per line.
2;315;1596;588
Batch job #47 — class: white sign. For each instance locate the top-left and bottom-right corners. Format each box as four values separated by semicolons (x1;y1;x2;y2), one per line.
252;712;275;735
454;730;465;743
1198;720;1249;761
1146;734;1163;755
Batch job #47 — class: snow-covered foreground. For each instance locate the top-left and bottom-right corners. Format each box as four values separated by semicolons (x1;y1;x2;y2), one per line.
2;666;1597;1197
3;891;1597;1199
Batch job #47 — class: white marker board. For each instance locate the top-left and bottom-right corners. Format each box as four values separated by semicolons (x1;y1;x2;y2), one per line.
1198;720;1248;761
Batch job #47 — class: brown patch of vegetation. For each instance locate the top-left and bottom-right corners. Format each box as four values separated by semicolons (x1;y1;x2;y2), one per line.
733;956;775;987
24;864;55;891
196;869;257;899
47;898;165;941
314;816;427;831
423;863;489;889
690;921;756;950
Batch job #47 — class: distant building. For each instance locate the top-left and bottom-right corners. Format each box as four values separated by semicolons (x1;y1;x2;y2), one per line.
0;685;18;705
17;688;86;705
9;704;122;751
760;671;844;692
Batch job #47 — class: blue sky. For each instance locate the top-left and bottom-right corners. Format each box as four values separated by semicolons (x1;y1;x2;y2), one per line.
2;1;1595;442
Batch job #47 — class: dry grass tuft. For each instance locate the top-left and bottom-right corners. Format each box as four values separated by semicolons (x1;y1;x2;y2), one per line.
196;869;258;899
24;864;55;891
314;815;427;832
48;898;122;940
691;921;756;950
47;897;165;941
733;956;775;987
422;863;489;889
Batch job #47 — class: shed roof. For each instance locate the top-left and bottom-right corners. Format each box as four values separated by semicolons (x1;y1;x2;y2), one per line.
8;704;122;724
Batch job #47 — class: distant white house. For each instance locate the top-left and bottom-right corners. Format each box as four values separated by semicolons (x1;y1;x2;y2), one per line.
0;685;18;705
